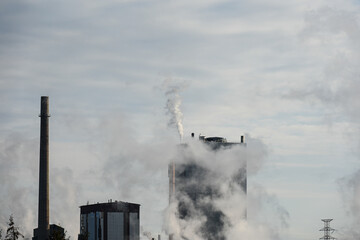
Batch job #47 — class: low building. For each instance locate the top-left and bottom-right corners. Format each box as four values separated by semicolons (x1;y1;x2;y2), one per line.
33;224;65;240
78;200;140;240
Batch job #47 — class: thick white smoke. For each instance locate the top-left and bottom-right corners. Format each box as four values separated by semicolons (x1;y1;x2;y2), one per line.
162;137;288;240
92;107;289;240
162;79;187;141
0;92;288;240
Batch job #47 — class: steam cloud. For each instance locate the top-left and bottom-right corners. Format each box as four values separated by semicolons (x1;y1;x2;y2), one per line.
96;111;287;239
162;79;187;141
0;133;80;239
0;94;288;240
163;137;288;240
288;7;360;240
0;134;38;237
338;170;360;239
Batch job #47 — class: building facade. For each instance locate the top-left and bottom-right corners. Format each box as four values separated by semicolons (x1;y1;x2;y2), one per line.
79;201;140;240
169;134;247;201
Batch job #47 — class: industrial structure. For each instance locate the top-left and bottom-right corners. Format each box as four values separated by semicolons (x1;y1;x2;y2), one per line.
33;96;64;240
169;133;247;201
168;133;246;240
78;200;140;240
319;219;336;240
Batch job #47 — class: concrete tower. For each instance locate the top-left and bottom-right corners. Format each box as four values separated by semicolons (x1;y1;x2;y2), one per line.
38;96;50;240
33;96;64;240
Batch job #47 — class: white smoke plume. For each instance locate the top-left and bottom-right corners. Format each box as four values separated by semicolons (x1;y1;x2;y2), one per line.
162;137;288;240
92;109;288;240
0;95;288;240
162;79;187;141
0;133;81;239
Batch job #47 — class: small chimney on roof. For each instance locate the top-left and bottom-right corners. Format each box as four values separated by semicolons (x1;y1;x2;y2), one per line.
241;136;244;143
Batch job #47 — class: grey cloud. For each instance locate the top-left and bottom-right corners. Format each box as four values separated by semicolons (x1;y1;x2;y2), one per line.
0;1;343;240
292;8;360;121
287;7;360;239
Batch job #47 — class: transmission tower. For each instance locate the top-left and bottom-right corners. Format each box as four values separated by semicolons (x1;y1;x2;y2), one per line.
319;219;336;240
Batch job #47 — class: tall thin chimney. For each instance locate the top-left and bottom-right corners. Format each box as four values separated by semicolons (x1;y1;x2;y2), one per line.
38;96;50;240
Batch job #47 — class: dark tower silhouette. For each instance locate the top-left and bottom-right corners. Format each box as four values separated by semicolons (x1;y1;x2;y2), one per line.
38;96;50;240
33;96;64;240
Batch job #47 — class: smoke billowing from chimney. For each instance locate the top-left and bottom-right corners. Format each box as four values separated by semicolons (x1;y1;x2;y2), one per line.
163;137;288;240
162;79;187;141
0;92;291;240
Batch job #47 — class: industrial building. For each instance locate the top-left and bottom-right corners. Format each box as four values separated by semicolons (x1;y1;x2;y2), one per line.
33;96;64;240
169;133;247;201
78;200;140;240
168;133;246;240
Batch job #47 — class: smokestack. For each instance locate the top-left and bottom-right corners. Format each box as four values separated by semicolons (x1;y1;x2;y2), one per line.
38;96;50;240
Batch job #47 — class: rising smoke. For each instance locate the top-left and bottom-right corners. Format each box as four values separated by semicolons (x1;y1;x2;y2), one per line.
0;133;80;239
159;80;288;239
162;136;288;240
162;79;187;141
0;133;38;236
97;81;288;240
165;142;246;240
0;86;288;240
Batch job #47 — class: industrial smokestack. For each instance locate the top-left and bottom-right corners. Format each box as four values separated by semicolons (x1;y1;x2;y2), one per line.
38;96;50;240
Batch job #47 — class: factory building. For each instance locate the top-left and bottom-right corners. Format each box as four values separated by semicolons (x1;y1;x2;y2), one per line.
168;133;246;240
169;133;247;201
78;201;140;240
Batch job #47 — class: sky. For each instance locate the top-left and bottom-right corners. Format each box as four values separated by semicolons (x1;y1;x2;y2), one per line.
1;0;360;240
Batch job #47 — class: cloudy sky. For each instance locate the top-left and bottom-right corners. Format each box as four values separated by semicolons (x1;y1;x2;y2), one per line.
1;0;360;240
